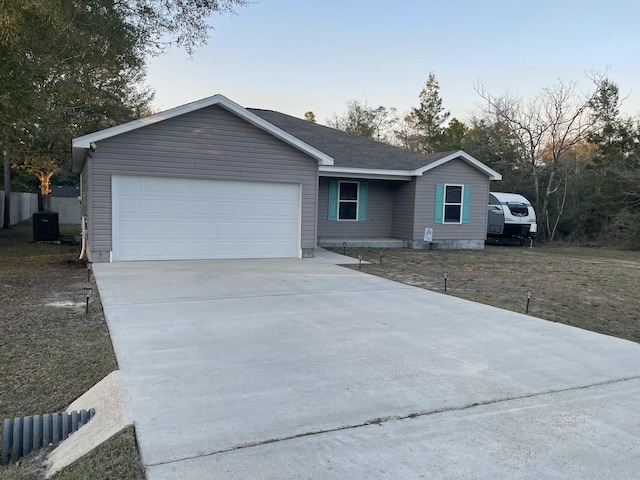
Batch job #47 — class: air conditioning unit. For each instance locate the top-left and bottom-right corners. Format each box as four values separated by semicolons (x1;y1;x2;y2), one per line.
33;212;60;241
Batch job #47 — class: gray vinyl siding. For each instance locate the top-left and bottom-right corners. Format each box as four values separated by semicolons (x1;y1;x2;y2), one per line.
391;180;416;239
87;105;318;257
414;159;490;241
317;177;395;238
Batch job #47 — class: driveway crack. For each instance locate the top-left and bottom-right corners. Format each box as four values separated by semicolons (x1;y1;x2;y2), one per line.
146;375;640;468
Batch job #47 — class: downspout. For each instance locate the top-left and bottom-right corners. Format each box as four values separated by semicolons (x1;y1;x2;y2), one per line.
79;215;87;260
78;145;94;260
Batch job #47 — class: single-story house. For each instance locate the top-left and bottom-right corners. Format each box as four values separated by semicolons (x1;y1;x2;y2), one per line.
72;94;501;262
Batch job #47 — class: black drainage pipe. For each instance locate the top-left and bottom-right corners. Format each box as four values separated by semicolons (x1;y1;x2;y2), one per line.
1;409;95;465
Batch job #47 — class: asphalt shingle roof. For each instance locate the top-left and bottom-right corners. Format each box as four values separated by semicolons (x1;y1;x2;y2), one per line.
248;109;457;171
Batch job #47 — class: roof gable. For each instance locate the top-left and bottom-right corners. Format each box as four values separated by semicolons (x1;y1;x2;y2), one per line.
72;95;333;173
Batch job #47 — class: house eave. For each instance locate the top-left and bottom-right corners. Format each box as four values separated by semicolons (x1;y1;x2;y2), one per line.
319;166;412;181
415;150;502;181
72;94;334;173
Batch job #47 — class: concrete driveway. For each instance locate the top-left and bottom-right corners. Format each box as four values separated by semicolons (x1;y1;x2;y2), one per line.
93;251;640;479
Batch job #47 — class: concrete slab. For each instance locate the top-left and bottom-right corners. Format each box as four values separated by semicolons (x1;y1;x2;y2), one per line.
45;371;129;477
318;237;405;248
92;259;640;479
309;247;366;264
148;378;640;479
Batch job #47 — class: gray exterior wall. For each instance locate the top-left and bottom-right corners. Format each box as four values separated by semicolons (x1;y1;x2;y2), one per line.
317;160;492;249
413;159;490;247
317;177;399;238
391;180;416;239
84;105;318;260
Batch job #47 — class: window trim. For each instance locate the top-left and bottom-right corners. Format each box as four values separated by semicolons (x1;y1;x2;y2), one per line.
337;180;359;221
443;184;464;224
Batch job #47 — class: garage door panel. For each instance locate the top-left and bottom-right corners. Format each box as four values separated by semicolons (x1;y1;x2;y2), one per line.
190;201;213;216
142;178;164;193
142;199;166;215
169;201;190;215
192;221;214;235
119;220;141;235
112;176;299;261
168;181;188;194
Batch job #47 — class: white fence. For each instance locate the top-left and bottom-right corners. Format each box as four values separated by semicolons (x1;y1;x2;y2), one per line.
0;192;81;226
51;197;81;224
0;191;38;226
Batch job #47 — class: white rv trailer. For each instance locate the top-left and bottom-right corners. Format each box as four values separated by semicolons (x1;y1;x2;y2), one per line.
487;192;537;244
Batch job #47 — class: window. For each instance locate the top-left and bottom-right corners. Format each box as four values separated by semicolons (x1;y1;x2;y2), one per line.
434;183;471;224
328;180;368;221
338;181;358;220
444;185;463;223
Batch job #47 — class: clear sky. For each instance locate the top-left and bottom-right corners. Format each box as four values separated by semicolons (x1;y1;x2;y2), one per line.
146;0;640;125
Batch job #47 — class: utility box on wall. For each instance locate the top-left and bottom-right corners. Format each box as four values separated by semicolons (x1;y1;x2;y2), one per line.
33;212;60;241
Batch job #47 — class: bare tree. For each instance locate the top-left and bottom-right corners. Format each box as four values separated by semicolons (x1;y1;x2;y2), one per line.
476;75;605;240
327;101;398;142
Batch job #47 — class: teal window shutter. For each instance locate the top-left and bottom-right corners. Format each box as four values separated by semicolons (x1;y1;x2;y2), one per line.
462;185;472;224
434;184;444;224
328;180;338;220
358;182;368;221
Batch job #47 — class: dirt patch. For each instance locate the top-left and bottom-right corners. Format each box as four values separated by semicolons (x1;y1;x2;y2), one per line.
331;245;640;343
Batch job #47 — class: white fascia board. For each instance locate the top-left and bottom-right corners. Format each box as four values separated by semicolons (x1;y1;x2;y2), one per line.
72;94;333;171
72;95;225;148
319;166;412;181
414;150;502;180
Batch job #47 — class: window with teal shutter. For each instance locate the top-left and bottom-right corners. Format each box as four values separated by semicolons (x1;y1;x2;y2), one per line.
329;180;368;221
436;184;471;224
462;185;471;224
328;180;338;220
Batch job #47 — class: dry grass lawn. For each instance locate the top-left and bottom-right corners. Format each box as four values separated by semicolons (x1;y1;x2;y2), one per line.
0;221;144;479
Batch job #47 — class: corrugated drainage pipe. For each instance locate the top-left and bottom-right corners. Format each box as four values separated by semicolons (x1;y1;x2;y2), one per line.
1;409;95;465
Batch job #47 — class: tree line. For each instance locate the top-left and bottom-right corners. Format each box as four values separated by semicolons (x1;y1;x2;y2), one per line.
1;0;247;227
1;3;637;248
318;72;640;249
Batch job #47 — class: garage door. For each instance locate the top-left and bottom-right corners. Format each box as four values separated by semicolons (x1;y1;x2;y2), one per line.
112;175;300;261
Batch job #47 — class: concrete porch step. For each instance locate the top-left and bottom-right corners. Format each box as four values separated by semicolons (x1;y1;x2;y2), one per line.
318;237;405;249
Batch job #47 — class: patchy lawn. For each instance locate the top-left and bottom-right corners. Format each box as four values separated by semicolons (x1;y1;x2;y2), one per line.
334;245;640;343
0;221;144;479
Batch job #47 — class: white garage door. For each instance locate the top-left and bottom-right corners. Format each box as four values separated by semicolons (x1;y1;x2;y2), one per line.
112;175;300;261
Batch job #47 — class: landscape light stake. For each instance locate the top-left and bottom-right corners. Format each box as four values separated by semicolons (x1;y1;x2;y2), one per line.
343;241;347;255
83;286;93;316
379;250;383;265
443;269;449;292
86;262;92;282
358;254;362;270
525;288;533;314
